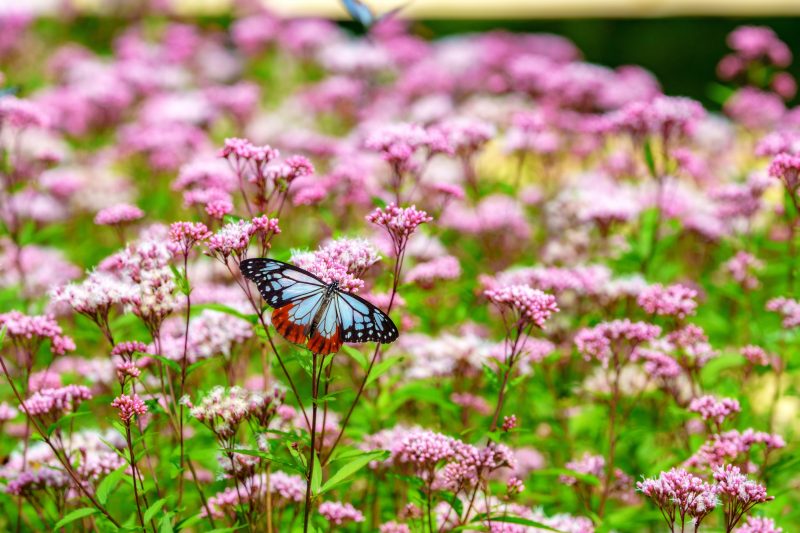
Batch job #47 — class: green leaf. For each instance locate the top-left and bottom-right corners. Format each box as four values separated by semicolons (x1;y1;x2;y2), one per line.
193;303;258;324
365;355;403;387
341;345;368;370
53;508;99;530
536;468;600;486
320;450;389;495
643;139;657;178
310;451;322;496
47;411;91;436
152;354;182;374
96;465;128;505
144;498;167;524
220;448;304;474
371;196;387;208
636;207;660;260
175;514;204;532
186;357;219;376
158;513;175;533
169;265;191;296
468;514;563;532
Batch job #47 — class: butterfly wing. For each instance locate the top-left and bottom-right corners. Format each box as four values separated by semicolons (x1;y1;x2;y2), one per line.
240;258;327;308
240;258;328;345
341;0;375;27
336;291;399;345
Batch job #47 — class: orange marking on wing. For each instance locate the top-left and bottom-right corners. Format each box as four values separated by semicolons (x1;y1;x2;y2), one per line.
306;327;342;355
271;304;307;344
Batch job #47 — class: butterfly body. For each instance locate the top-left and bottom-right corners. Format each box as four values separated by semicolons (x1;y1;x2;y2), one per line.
240;258;398;355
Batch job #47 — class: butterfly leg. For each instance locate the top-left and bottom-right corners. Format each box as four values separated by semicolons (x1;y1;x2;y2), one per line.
272;304;307;344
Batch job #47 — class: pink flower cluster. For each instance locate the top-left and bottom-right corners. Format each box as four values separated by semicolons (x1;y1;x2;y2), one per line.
735;516;783;533
768;153;800;191
688;395;741;427
404;255;461;288
686;428;785;469
23;385;92;417
574;320;661;367
0;311;75;355
110;394;148;422
318;501;365;526
637;468;718;530
766;297;800;328
637;283;698;318
169;221;212;255
366;203;432;254
291;237;380;293
484;284;559;328
725;252;764;290
93;203;144;226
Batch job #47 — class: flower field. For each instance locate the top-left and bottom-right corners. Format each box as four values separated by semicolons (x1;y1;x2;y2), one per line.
0;6;799;533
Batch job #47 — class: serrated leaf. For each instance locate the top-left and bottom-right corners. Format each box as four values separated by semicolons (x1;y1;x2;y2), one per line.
320;450;389;495
96;465;128;505
53;508;99;530
143;498;167;523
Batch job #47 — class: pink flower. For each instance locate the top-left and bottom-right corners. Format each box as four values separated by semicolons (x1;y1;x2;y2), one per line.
725;88;785;130
501;415;517;432
291;237;380;293
725;252;764;290
560;453;605;485
688;395;741;426
404;255;461;288
93;203;145;226
637;283;698;318
686;429;785;469
741;345;770;367
367;203;432;255
609;95;705;141
0;96;49;129
0;311;75;356
318;501;365;526
111;394;148;422
0;401;19;422
450;393;492;415
115;360;141;382
205;200;232;220
768;153;800;192
714;464;773;528
766;297;800;328
727;26;791;66
484;285;559;329
735;516;783;533
575;320;660;367
207;220;255;261
111;341;150;360
169;221;212;256
638;468;718;530
23;385;92;418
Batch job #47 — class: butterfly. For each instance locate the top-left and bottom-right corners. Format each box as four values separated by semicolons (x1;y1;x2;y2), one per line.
340;0;408;30
240;258;399;355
